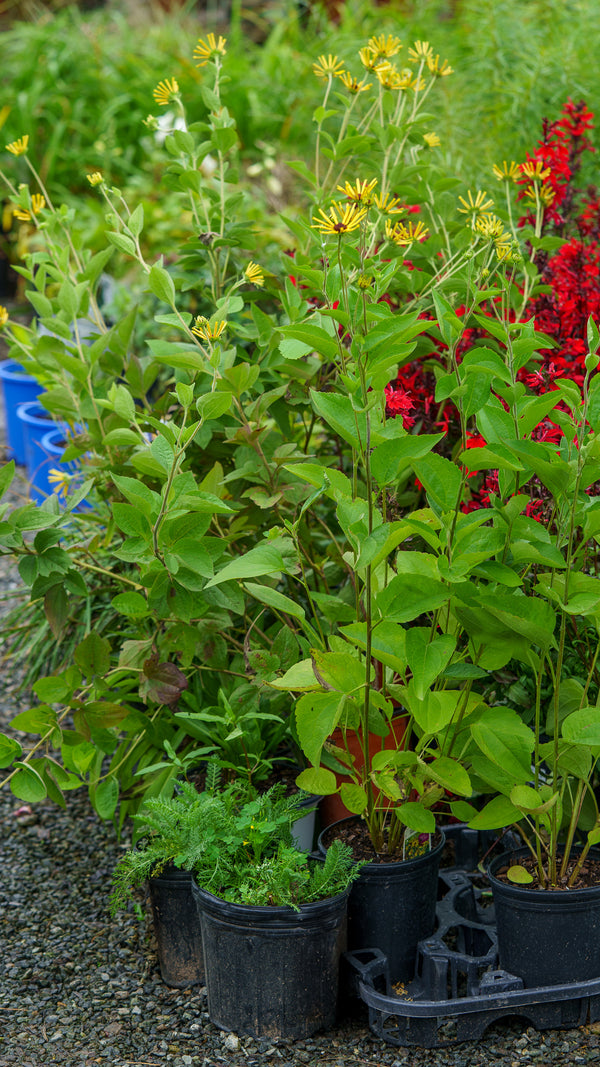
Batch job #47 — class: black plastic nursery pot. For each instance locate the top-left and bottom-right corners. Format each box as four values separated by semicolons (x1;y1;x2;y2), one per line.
191;881;348;1040
148;867;204;988
318;818;445;984
488;848;600;988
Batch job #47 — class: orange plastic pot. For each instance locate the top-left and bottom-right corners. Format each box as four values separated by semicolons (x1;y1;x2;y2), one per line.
319;714;409;828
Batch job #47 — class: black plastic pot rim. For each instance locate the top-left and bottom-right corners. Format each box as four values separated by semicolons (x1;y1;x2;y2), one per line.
487;846;600;902
192;878;348;927
318;817;445;875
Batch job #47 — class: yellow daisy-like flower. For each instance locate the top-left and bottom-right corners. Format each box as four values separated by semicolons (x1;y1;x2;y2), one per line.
457;189;494;216
193;33;227;66
492;160;520;183
337;177;378;205
407;40;434;63
86;172;104;187
47;468;74;498
520;160;551;183
423;132;441;148
153;78;179;107
0;306;8;327
5;135;29;156
13;193;46;222
426;54;453;77
475;213;509;240
312;54;345;79
397;69;424;91
523;182;555;206
374;192;404;215
376;64;405;91
495;241;515;261
337;71;372;95
385;219;429;246
244;262;264;287
358;47;391;74
312;201;368;236
191;317;227;342
367;34;402;59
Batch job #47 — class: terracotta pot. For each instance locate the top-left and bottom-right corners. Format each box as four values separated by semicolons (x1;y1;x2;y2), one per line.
319;714;409;828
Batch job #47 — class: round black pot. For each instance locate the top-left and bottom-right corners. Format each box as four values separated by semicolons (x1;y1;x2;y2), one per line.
488;847;600;988
318;818;445;984
192;881;348;1040
148;867;204;988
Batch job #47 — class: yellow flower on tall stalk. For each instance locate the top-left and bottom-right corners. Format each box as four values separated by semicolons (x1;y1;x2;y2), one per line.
457;189;494;217
5;135;29;156
0;306;8;327
337;178;378;205
244;262;264;287
86;172;104;187
367;34;402;59
475;214;509;240
358;47;391;75
407;40;434;63
313;54;345;79
520;160;551;183
153;78;180;106
312;201;367;236
523;182;555;206
13;194;46;221
191;317;227;342
374;192;404;215
376;64;405;91
193;33;227;66
492;160;520;183
385;219;429;246
423;132;441;148
337;72;372;95
47;468;73;498
426;54;453;77
397;69;424;91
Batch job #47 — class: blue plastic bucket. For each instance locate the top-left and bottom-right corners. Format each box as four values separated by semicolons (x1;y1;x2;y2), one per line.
28;426;81;505
0;361;43;464
16;402;69;503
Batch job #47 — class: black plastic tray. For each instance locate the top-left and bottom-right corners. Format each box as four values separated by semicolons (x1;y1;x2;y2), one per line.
343;825;600;1047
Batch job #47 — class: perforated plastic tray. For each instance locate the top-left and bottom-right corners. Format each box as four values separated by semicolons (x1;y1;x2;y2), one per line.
343;825;600;1047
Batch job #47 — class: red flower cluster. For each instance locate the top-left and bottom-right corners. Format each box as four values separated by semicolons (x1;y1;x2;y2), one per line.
384;99;600;516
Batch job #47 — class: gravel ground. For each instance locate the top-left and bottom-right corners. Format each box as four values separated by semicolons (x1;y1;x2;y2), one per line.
1;384;600;1065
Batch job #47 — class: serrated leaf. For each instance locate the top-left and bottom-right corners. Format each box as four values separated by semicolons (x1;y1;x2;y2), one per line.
0;733;23;768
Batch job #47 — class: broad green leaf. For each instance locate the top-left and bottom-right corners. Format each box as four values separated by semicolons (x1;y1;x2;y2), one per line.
0;733;22;768
10;763;47;802
427;756;471;796
405;629;456;699
74;632;111;677
468;794;522;830
295;766;337;795
311;650;367;694
341;621;407;673
243;582;305;621
94;777;119;820
11;706;58;734
310;389;365;450
205;540;293;588
413;453;463;512
295;690;343;767
279;324;339;361
370;434;444;487
339;782;368;814
148;263;176;306
111;592;149;618
506;865;534;884
396;802;436;833
271;659;320;692
375;570;449;623
562;707;600;746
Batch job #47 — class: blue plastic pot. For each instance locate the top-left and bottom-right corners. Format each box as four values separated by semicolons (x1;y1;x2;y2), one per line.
0;361;43;464
16;403;69;503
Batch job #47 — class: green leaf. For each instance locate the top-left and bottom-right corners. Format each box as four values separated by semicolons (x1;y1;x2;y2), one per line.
395;802;436;833
205;540;293;588
10;763;47;802
506;865;534;884
0;733;23;768
44;584;69;639
243;582;305;620
562;707;600;746
196;392;232;420
370;434;445;487
405;629;456;699
413;453;463;512
74;632;111;677
311;650;367;694
295;690;343;767
280;324;339;361
375;570;449;623
339;782;368;814
93;777;119;820
111;592;149;618
295;766;337;795
148;263;176;306
112;502;152;538
468;795;522;830
106;231;136;256
11;705;58;733
271;659;320;692
427;756;471;796
310;389;365;450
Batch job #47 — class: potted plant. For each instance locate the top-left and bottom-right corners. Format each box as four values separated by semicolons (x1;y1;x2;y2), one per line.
112;773;361;1038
